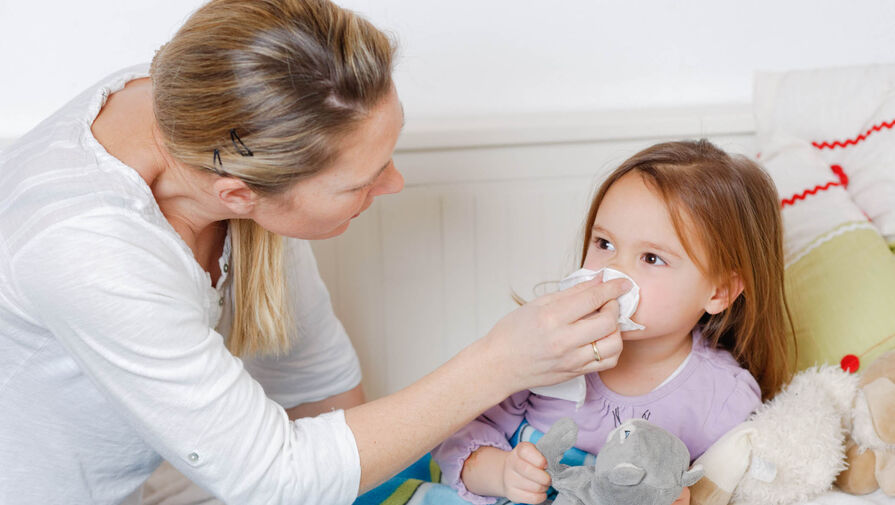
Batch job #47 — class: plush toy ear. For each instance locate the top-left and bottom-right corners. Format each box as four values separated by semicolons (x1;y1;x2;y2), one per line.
536;417;579;473
837;436;880;495
682;464;705;487
689;423;755;505
876;450;895;496
609;463;646;486
864;377;895;444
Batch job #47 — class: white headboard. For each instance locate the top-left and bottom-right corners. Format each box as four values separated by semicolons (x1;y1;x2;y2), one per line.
311;105;756;400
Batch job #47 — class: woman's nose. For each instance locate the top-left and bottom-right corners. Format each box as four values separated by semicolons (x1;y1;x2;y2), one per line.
373;163;404;196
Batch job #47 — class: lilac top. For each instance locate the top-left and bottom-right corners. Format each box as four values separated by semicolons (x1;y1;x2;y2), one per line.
431;330;761;504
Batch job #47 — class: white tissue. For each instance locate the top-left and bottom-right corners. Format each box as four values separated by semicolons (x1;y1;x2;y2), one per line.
529;267;645;406
558;268;645;332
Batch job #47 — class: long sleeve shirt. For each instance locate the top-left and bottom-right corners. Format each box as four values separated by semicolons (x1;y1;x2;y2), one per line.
0;64;363;505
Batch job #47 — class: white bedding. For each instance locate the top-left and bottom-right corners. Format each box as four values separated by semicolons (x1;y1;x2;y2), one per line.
809;489;895;505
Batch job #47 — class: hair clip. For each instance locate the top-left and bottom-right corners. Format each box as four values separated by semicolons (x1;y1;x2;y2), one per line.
230;129;254;157
212;148;224;174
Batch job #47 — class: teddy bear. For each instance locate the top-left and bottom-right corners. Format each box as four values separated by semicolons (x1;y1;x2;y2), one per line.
689;350;895;505
835;349;895;496
535;417;703;505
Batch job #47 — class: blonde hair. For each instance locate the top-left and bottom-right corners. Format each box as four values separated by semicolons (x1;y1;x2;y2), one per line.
150;0;395;356
582;140;796;399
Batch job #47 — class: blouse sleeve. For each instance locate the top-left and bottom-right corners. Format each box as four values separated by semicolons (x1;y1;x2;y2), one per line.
431;390;531;505
694;368;762;460
10;213;360;505
241;238;361;409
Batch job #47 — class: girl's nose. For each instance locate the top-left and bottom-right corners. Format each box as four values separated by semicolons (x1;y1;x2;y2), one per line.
606;258;636;277
606;260;624;272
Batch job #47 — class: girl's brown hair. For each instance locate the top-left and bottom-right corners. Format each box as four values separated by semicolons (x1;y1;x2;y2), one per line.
150;0;395;356
582;140;795;399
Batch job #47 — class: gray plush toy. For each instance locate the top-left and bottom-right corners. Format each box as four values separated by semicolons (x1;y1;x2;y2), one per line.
533;418;704;505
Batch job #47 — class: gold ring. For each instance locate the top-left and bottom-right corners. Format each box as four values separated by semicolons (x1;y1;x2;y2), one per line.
591;340;601;362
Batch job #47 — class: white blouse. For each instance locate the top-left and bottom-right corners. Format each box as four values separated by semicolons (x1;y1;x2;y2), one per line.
0;65;362;505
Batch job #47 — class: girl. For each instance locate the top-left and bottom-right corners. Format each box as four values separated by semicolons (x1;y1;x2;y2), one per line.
432;139;795;505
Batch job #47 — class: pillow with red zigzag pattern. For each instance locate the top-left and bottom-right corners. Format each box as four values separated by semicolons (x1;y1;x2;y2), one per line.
753;64;895;375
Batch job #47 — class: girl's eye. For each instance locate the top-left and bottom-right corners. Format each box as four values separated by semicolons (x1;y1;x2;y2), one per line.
642;253;667;266
595;238;615;251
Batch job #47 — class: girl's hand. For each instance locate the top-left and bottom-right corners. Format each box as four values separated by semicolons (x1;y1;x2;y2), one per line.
481;276;630;394
672;486;691;505
500;442;551;504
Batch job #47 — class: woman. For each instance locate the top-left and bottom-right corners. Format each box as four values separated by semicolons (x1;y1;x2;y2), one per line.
0;1;628;504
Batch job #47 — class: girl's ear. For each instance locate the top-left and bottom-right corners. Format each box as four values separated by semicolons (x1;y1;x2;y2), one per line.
705;273;744;315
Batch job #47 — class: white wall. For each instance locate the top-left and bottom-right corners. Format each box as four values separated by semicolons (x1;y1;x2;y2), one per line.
2;0;894;139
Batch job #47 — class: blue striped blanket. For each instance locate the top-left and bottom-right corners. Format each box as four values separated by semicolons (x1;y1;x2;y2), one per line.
353;422;595;505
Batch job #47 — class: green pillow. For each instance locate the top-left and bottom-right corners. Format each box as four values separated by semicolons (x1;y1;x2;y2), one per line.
785;224;895;371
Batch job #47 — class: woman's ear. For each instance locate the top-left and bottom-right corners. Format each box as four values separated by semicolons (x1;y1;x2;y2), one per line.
213;177;257;216
705;273;744;315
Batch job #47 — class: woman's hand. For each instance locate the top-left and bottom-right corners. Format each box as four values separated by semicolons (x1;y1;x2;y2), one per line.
481;276;630;394
500;442;551;504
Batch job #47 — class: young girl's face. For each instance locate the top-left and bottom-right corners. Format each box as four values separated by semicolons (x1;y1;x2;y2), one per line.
582;172;729;342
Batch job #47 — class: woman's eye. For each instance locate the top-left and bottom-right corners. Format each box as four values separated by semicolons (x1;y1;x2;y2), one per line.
643;253;667;266
595;238;615;251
